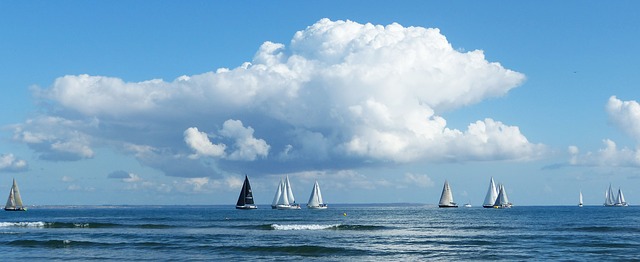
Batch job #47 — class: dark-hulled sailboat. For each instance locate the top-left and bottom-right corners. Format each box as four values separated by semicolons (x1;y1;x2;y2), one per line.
236;175;257;210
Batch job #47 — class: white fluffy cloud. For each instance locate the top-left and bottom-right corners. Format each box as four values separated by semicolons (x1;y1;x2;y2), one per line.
184;127;226;158
607;96;640;141
569;139;640;167
0;154;28;172
14;19;541;177
12;116;95;161
568;96;640;168
184;119;270;161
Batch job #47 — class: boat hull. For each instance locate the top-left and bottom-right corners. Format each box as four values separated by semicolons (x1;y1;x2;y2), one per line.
235;205;257;210
482;205;494;208
307;205;328;209
604;204;628;207
4;207;27;211
276;204;301;210
438;205;458;208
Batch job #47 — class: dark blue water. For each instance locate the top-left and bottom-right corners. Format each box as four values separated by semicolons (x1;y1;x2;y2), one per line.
1;205;639;261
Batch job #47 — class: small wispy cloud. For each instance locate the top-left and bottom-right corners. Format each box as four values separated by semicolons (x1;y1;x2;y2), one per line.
0;153;28;172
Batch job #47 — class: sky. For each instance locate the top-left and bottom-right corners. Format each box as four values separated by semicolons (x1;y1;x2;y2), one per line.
1;1;640;206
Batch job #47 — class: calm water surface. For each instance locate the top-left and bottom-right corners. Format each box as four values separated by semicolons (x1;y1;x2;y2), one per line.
1;205;639;261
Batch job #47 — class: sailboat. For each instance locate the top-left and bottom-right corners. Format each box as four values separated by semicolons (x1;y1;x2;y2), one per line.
482;177;498;208
274;176;301;210
438;180;458;208
578;191;583;207
307;181;328;209
604;184;615;207
493;184;512;209
603;184;628;207
5;178;26;211
235;175;257;210
614;187;628;207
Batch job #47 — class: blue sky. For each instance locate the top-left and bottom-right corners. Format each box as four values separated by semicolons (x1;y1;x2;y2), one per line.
1;1;640;206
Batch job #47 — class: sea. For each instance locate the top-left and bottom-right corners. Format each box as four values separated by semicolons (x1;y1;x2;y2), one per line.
1;205;639;261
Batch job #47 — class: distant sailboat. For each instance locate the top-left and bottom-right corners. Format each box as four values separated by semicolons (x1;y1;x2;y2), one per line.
235;175;257;210
438;180;458;208
5;178;26;211
274;176;301;210
615;187;628;207
578;191;583;207
307;181;328;209
604;184;615;207
604;184;628;207
493;184;512;209
482;177;498;208
463;202;472;208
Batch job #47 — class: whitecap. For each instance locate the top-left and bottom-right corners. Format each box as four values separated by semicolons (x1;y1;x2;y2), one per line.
271;224;340;230
0;222;46;228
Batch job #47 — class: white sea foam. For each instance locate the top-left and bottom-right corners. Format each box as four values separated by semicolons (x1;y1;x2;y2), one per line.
0;221;46;228
271;224;340;230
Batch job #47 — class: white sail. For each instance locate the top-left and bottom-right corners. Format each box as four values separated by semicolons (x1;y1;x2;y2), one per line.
618;189;626;203
276;180;289;206
285;176;295;204
604;184;616;206
5;187;15;209
438;180;457;207
271;179;283;208
493;184;512;208
501;184;510;204
579;191;583;206
316;182;324;206
307;181;327;209
307;181;321;207
615;188;628;206
483;177;498;207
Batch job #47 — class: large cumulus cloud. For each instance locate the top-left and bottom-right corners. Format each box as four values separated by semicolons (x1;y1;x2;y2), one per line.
13;19;542;177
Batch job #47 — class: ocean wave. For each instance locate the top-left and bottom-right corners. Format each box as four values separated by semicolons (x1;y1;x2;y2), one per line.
571;226;637;233
0;221;174;229
268;224;387;231
271;224;340;230
8;239;106;248
0;222;47;228
228;245;368;256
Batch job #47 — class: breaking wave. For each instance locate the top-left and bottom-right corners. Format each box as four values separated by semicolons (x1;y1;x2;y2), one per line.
0;221;174;229
0;222;47;228
267;224;387;231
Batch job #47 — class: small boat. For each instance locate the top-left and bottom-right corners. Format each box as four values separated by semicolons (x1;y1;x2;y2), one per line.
492;184;512;209
274;176;301;210
463;203;472;208
578;191;583;207
604;184;628;207
482;177;498;208
307;181;328;209
438;180;458;208
5;178;26;211
235;175;257;210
